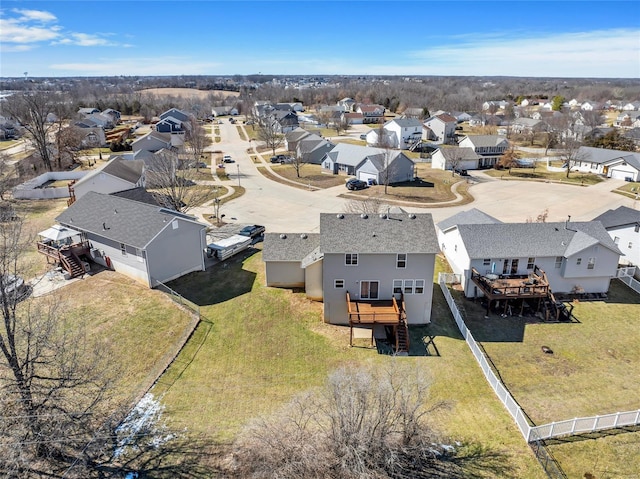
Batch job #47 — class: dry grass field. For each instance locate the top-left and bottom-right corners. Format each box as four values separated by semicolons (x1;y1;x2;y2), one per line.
139;87;239;100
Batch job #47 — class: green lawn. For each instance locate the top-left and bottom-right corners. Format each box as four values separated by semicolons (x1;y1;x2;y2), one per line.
454;280;640;478
153;253;545;477
483;167;604;185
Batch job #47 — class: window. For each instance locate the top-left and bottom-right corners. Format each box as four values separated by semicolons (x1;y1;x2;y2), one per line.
393;280;403;294
555;256;563;268
135;248;144;263
614;236;620;244
483;258;491;266
577;257;582;265
454;244;457;252
587;257;596;270
635;224;639;233
345;253;358;266
415;279;425;294
360;281;379;299
404;280;414;294
120;243;126;256
629;242;633;249
527;257;535;269
334;279;344;289
397;253;407;268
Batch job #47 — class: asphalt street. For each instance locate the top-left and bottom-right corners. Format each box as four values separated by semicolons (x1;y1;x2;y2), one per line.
211;120;637;233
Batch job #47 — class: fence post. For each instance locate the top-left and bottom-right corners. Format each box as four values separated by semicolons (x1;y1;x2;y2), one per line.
592;415;599;431
570;419;577;434
613;412;620;429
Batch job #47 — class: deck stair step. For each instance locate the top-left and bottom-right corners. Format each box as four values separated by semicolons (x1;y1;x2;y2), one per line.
60;251;85;278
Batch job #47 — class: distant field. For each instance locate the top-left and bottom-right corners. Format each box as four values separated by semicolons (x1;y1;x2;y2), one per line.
139;87;239;99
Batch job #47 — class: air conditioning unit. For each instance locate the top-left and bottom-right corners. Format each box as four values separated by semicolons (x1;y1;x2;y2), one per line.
82;261;91;273
89;248;99;259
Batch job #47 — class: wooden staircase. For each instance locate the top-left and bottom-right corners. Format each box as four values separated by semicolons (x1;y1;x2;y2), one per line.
60;250;85;278
394;295;410;355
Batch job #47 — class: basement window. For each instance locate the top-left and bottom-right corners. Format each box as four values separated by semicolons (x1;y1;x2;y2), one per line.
334;279;344;289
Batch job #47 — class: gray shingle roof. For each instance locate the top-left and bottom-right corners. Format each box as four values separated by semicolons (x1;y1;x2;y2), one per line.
387;118;422;128
56;192;202;249
437;208;502;232
102;159;144;183
578;146;640;169
262;233;320;262
457;221;620;259
319;212;439;254
435;147;480;162
592;206;640;229
461;135;508;147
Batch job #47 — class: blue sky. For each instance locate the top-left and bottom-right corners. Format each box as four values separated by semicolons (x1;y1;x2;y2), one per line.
1;1;639;78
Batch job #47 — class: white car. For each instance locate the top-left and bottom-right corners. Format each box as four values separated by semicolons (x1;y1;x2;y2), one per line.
223;155;234;163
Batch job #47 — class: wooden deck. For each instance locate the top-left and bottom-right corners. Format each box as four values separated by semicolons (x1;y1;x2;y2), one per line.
346;292;408;353
470;266;551;315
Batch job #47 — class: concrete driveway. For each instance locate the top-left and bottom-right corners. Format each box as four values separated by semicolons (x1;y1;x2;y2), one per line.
212;120;637;232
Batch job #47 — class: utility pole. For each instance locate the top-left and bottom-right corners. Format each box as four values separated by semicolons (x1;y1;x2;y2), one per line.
237;164;241;187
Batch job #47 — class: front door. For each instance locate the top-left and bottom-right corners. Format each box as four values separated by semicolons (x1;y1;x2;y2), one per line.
510;259;519;275
360;281;379;299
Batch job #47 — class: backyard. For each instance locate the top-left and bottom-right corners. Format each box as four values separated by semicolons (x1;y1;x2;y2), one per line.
154;252;545;477
452;280;640;478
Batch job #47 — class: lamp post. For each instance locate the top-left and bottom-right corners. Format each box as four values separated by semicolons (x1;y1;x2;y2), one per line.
237;164;241;188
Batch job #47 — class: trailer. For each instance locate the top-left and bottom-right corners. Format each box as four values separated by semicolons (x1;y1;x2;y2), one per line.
207;234;252;261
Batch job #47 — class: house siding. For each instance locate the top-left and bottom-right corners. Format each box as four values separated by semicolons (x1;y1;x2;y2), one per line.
146;220;205;284
265;261;305;287
73;174;136;200
85;233;150;285
322;252;434;325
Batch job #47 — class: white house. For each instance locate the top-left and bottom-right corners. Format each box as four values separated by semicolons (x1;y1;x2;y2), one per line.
371;118;423;149
51;192;207;287
437;209;622;298
593;206;640;267
458;135;509;169
423;113;458;144
431;147;480;172
71;159;145;200
570;146;640;181
320;143;415;185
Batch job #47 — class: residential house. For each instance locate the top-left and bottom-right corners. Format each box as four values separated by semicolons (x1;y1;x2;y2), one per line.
85;112;115;129
320;143;414;184
437;209;621;298
102;108;121;124
623;128;640;147
482;100;509;111
268;110;299;134
571;146;640;181
263;211;440;352
370;118;423;149
159;108;191;123
296;135;335;165
70;159;145;201
337;97;356;112
423;113;458;144
622;102;640;111
211;106;238;117
581;101;603;111
284;127;312;152
78;107;100;116
155;116;186;134
593;206;640;267
356;104;385;124
452;111;473;123
511;117;544;135
131;131;175;153
49;191;206;287
615;111;640;128
72;125;106;148
342;112;364;125
458;135;509;169
431;146;480;172
402;107;426;119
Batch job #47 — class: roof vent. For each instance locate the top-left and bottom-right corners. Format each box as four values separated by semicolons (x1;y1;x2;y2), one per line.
360;213;368;219
336;214;344;219
300;233;307;239
408;213;416;219
280;233;287;239
114;209;118;214
379;213;387;219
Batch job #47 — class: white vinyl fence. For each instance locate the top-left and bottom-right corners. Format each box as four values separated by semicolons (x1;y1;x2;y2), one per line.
438;274;640;443
12;171;87;199
617;266;640;294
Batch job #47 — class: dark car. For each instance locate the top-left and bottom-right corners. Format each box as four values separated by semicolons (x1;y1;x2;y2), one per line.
346;179;368;191
238;224;265;238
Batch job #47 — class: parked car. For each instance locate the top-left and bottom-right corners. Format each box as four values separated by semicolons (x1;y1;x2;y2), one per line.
223;155;234;163
270;156;280;163
454;168;469;176
238;224;266;238
193;162;208;169
346;179;368;191
359;134;367;140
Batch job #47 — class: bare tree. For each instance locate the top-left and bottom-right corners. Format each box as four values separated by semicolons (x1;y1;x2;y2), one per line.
147;149;211;213
559;138;585;178
55;125;86;168
256;119;284;156
184;119;209;169
333;115;351;136
231;363;509;479
343;196;385;215
3;91;67;171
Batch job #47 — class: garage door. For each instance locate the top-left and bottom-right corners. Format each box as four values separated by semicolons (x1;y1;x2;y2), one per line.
358;172;378;184
610;169;634;180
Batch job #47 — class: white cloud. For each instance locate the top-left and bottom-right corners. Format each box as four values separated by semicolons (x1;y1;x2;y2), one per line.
404;28;640;78
12;8;57;23
0;18;61;44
